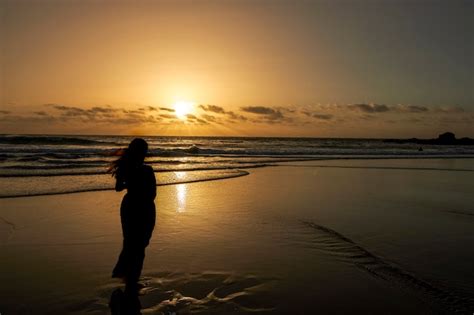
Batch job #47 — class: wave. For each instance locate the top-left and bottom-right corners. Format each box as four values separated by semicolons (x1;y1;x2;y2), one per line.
0;135;118;146
147;147;474;157
0;164;270;177
3;145;474;162
2;155;474;177
0;169;250;198
301;221;474;313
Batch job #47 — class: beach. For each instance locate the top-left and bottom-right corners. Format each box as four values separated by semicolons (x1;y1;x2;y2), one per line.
1;158;473;314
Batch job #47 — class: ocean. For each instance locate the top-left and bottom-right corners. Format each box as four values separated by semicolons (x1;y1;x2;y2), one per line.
1;134;473;198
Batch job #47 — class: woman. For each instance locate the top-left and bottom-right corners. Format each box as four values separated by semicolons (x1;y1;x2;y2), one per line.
109;138;156;289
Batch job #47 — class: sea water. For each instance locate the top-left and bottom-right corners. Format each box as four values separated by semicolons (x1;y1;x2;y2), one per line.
1;134;473;197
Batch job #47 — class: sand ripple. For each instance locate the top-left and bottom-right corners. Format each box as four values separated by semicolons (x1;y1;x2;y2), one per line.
302;221;474;314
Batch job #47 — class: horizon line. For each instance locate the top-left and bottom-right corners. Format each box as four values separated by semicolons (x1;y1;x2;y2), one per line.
0;132;465;141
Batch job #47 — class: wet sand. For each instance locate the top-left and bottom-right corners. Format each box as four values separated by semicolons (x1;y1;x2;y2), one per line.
1;159;473;314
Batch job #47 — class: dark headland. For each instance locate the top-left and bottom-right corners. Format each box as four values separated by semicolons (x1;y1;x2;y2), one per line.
384;132;474;145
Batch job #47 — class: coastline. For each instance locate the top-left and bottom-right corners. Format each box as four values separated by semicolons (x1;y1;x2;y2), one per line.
2;156;474;199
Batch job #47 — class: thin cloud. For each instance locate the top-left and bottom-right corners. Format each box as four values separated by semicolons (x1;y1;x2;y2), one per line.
240;106;285;121
226;111;248;122
348;103;390;113
159;114;176;119
201;114;218;123
301;111;334;120
159;107;175;112
195;118;209;125
198;104;249;123
42;104;163;125
0;114;58;123
241;106;277;115
312;114;334;120
90;106;119;113
33;111;49;116
401;105;429;113
199;104;226;114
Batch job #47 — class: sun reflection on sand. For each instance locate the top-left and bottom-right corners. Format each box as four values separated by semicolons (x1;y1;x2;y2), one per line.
174;172;187;212
176;184;187;213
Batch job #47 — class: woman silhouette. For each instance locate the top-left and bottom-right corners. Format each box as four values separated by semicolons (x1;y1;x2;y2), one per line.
109;138;156;289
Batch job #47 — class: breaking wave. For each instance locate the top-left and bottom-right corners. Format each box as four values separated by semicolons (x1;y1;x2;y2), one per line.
0;169;249;198
0;135;118;146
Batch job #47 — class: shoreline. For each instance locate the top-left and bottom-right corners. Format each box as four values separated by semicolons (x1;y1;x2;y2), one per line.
1;157;473;199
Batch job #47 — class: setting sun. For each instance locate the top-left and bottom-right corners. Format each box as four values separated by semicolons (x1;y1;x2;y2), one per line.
173;101;195;120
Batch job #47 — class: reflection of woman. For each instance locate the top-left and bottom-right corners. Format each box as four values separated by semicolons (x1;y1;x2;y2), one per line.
109;138;156;289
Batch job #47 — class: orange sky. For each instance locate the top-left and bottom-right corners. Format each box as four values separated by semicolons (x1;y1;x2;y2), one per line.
1;0;473;137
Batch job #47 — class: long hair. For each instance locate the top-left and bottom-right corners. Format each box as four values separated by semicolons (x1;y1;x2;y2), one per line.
108;138;148;180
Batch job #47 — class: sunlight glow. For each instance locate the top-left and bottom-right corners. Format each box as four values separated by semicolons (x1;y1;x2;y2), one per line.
173;101;195;120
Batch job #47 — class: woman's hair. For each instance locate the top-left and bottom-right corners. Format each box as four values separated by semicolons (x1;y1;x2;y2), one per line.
108;138;148;179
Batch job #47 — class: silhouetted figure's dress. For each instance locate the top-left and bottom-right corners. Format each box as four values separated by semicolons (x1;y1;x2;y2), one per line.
112;164;156;284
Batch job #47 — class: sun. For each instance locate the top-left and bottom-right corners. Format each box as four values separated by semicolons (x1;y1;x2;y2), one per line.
173;100;195;120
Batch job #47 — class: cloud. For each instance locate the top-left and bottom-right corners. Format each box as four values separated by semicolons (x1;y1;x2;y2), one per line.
302;111;334;120
159;107;175;112
226;111;248;122
240;106;285;121
241;106;277;115
277;107;297;113
33;111;49;116
197;105;249;123
2;102;469;132
159;114;176;119
345;103;442;114
348;103;390;113
50;104;87;115
401;105;428;113
40;104;164;125
312;114;334;120
195;118;209;125
201;114;218;122
90;106;119;113
0;114;58;123
199;104;226;114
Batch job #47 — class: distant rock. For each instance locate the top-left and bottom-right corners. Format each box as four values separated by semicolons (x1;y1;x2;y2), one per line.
437;132;456;144
384;132;474;145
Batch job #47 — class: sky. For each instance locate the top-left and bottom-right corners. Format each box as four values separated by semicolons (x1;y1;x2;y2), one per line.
0;0;473;137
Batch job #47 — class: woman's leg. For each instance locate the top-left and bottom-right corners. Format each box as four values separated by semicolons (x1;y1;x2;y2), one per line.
126;210;155;285
112;240;128;278
112;199;133;279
